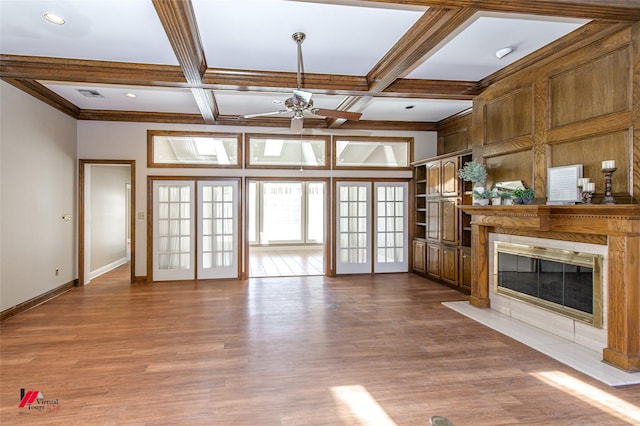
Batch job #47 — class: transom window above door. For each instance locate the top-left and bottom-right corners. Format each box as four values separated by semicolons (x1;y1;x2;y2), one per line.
148;130;241;168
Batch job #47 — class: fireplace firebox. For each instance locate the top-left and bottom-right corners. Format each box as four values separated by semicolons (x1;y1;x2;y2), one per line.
494;241;603;327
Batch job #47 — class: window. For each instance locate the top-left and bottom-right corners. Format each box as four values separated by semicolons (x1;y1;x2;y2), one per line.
148;130;241;168
334;136;412;169
248;181;325;245
246;134;329;169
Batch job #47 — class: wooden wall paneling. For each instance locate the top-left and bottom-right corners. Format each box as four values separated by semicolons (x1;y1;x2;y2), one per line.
550;130;631;197
533;77;549;197
546;111;632;144
633;22;640;203
549;48;630;129
437;113;471;155
484;86;534;145
484;149;534;190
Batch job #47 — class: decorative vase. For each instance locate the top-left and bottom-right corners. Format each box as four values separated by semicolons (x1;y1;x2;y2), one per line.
477;198;489;206
491;197;501;205
502;198;513;206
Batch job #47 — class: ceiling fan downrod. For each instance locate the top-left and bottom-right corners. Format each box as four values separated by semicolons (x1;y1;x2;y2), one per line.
292;32;306;90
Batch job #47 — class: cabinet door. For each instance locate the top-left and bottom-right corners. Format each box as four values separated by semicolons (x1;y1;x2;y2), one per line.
426;161;441;197
426;200;440;240
460;248;472;289
412;239;426;273
442;246;458;284
427;243;441;279
441;199;457;244
441;157;459;196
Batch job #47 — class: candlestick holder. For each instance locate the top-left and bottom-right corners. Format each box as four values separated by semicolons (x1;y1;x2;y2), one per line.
601;167;617;204
581;189;594;204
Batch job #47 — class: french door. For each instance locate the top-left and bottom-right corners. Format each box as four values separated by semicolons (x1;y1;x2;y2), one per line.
152;179;239;281
335;181;408;274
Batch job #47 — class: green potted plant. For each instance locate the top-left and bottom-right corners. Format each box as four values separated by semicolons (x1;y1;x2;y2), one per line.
499;192;513;205
458;160;488;204
512;188;535;205
457;160;487;185
472;187;493;206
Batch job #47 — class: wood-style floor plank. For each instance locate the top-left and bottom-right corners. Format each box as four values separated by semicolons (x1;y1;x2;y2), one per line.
1;264;639;425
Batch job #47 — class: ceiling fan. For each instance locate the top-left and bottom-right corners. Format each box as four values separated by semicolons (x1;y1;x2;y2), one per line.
242;32;362;133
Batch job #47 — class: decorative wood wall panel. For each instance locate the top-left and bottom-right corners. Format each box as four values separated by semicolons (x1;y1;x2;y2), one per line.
437;112;471;155
484;87;533;145
549;48;630;128
484;150;533;189
551;130;630;195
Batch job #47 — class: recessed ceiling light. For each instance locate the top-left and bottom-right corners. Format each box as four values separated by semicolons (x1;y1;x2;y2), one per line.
124;93;137;99
405;105;415;110
43;12;65;25
495;47;514;59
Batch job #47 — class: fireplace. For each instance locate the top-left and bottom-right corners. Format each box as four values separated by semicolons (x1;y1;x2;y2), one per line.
494;241;603;327
460;204;640;372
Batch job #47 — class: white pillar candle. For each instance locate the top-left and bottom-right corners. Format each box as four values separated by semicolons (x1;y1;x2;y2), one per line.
586;182;595;192
577;178;589;187
602;160;616;169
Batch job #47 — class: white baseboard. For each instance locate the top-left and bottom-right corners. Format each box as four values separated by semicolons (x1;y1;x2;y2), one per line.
90;257;127;280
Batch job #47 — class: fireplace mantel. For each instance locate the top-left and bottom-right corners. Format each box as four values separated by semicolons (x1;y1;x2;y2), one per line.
460;204;640;372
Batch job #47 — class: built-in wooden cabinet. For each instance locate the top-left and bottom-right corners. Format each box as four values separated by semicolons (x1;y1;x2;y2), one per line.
412;150;472;293
426;243;441;279
413;239;426;274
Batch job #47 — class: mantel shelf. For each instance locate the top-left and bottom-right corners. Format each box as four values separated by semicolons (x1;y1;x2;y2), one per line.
460;204;640;236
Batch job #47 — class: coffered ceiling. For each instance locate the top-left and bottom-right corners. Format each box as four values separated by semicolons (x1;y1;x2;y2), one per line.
1;0;638;132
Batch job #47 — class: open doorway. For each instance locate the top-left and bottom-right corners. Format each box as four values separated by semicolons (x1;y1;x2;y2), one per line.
79;160;135;285
247;179;327;277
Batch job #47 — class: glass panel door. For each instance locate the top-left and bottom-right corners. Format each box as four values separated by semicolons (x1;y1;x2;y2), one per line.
153;180;195;281
336;182;372;274
198;180;239;279
374;182;408;273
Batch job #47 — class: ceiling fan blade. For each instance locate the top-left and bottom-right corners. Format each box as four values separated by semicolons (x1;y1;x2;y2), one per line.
312;108;362;121
290;115;304;133
242;110;288;119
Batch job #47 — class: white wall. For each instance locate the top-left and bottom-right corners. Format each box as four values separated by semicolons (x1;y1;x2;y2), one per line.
89;165;130;272
1;81;77;311
77;121;437;278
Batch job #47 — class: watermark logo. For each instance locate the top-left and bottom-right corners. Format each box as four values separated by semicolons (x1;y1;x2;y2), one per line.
18;388;60;412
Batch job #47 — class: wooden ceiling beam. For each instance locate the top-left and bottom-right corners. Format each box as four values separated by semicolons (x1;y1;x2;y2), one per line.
0;55;187;86
152;0;216;123
329;6;476;128
353;0;640;21
0;55;479;99
367;7;477;92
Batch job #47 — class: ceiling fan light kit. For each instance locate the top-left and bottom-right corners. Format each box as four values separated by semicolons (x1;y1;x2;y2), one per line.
242;32;362;133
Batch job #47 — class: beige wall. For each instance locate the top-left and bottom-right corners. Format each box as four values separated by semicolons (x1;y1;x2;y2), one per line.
1;81;77;311
77;121;436;278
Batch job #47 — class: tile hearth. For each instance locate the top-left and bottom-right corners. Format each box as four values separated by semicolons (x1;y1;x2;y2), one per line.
443;301;640;386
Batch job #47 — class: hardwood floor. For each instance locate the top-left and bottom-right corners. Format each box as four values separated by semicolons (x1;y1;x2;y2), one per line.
249;246;324;277
2;264;639;425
